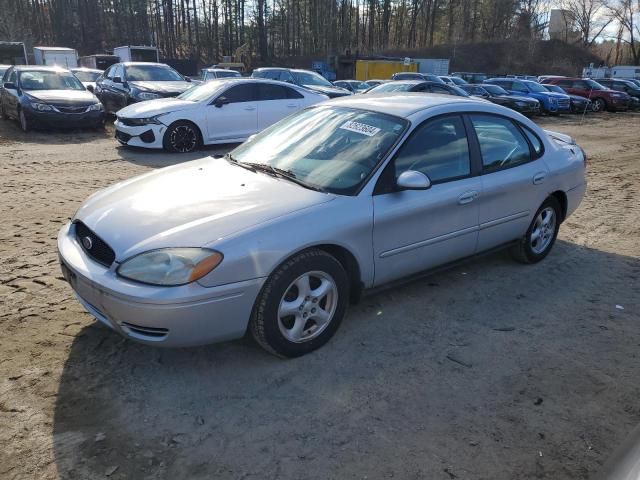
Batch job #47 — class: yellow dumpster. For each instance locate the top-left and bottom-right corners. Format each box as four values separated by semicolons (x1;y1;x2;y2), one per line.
355;60;417;81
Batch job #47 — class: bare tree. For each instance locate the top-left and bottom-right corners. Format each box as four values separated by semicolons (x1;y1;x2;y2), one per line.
609;0;639;63
559;0;613;45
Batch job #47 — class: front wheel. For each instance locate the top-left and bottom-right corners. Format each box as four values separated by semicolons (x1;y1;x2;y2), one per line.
592;98;606;112
250;249;349;358
511;197;561;264
19;109;29;132
162;121;200;153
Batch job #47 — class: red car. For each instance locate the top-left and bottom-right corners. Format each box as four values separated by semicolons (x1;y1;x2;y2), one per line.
542;77;629;112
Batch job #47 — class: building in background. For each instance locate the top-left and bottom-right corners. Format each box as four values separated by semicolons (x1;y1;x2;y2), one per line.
549;9;581;43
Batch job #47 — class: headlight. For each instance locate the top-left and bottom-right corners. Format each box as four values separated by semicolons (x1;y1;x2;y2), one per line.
117;248;223;286
118;115;163;125
31;102;53;111
135;91;162;101
87;103;103;111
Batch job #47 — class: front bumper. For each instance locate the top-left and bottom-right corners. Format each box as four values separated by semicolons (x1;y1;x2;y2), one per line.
512;103;540;114
114;119;166;149
57;222;265;347
25;108;104;128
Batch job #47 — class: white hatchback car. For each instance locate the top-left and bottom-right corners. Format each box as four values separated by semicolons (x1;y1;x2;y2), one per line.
114;78;328;152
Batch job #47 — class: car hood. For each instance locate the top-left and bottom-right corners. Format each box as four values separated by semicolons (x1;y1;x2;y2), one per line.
302;84;350;97
499;94;538;103
24;89;98;105
117;98;197;118
74;157;335;260
129;80;192;94
542;91;570;99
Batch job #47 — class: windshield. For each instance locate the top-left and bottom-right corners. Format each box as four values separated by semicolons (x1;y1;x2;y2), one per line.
19;70;85;91
369;82;416;93
178;81;227;102
230;106;408;195
450;77;467;85
0;67;8;79
585;79;606;90
483;84;508;95
215;70;239;78
294;71;333;87
524;81;548;92
544;84;565;94
351;81;369;90
73;70;101;82
126;65;184;82
449;85;470;96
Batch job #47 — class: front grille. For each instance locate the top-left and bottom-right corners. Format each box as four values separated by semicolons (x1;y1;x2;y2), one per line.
557;98;570;109
74;221;115;267
54;105;89;114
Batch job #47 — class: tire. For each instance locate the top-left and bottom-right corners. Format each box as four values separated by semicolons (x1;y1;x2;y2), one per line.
19;108;29;132
511;196;561;264
162;120;201;153
592;98;606;113
250;249;350;358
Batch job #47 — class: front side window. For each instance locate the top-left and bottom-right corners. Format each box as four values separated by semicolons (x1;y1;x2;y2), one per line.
430;84;451;95
393;115;471;183
511;81;527;92
223;83;258;103
230;106;407;195
294;71;333;87
471;114;531;172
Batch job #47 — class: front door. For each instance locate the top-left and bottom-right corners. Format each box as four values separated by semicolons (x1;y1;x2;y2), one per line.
372;114;481;286
206;83;258;142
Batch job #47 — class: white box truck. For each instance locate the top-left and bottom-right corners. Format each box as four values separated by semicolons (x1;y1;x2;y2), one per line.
113;46;159;63
610;65;640;80
33;47;78;68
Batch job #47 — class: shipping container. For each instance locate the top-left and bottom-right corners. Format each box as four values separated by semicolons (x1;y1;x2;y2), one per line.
355;60;417;81
113;46;159;63
79;54;119;70
0;41;28;65
33;47;78;67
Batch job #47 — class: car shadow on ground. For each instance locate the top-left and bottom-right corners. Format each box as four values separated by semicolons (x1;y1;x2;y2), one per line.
51;240;640;479
115;142;240;168
0;118;112;145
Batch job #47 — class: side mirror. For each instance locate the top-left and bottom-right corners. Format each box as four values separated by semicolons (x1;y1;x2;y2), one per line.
3;82;16;90
397;170;431;190
86;85;94;92
214;96;229;108
113;76;122;84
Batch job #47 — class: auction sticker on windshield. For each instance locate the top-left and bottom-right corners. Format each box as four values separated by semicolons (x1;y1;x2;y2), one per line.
340;121;381;136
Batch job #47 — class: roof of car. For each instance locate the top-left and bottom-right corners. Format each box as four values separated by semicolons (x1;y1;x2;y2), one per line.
71;67;102;73
325;93;485;117
11;65;70;72
205;68;238;72
120;62;169;67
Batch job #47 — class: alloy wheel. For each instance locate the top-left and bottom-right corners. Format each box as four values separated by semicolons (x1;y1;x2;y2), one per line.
277;271;338;343
530;207;556;255
170;125;197;153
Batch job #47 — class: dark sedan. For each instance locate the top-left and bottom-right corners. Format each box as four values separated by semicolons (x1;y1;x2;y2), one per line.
390;72;445;83
460;84;540;115
95;62;194;114
541;84;592;113
252;68;351;98
0;66;104;132
365;80;470;97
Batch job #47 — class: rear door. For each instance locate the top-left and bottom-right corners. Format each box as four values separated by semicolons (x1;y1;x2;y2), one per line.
372;114;481;286
205;83;258;141
468;114;549;251
256;83;302;130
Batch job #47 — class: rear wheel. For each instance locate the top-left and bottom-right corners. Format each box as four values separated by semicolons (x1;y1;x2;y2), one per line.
250;249;349;358
511;197;561;264
163;120;201;153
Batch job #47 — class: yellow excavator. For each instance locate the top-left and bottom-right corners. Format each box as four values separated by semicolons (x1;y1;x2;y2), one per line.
214;43;250;74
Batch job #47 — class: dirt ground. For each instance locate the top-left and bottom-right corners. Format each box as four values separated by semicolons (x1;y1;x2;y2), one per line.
0;111;639;480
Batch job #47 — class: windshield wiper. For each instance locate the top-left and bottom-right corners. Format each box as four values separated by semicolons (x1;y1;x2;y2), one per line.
225;153;256;172
242;162;327;193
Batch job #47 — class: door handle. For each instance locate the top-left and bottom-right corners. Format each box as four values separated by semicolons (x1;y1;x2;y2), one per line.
286;103;297;108
533;172;546;184
458;190;479;205
244;106;256;111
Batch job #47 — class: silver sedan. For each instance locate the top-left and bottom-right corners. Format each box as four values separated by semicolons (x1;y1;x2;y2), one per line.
58;94;587;357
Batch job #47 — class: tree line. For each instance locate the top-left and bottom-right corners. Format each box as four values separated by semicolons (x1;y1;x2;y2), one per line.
0;0;639;65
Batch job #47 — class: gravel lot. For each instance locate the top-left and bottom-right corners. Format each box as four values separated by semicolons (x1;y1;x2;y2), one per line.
1;112;639;480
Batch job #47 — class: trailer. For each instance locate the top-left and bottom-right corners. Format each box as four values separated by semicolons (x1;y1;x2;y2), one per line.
79;54;119;70
113;46;159;63
416;58;450;76
610;65;640;80
33;47;78;68
0;41;28;65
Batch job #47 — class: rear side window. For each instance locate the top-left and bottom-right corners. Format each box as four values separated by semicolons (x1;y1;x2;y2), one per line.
223;84;258;103
393;115;471;183
511;81;526;92
470;114;532;172
286;87;304;99
521;125;544;157
556;79;571;88
258;83;289;100
430;84;451;95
